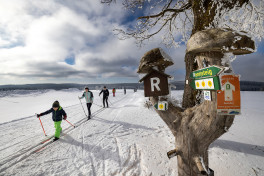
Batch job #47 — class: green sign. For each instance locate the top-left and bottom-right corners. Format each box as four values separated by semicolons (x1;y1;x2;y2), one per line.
154;101;168;111
190;66;223;79
190;76;221;90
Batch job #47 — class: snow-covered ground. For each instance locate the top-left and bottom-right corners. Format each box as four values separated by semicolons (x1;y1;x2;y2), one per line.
0;89;263;176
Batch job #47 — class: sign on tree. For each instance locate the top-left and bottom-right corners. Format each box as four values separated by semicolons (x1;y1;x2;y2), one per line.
190;77;221;90
190;66;223;79
217;74;241;115
154;101;168;111
190;66;223;90
139;70;171;97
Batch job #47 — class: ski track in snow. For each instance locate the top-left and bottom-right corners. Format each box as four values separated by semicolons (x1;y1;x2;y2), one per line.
0;90;264;176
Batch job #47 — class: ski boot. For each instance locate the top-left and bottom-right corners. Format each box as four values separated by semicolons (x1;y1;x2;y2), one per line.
53;137;59;142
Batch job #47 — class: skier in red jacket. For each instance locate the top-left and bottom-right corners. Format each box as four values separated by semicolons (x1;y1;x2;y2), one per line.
112;88;116;97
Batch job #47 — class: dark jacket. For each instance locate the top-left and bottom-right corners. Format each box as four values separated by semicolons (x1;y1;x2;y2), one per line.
99;89;109;97
40;106;67;122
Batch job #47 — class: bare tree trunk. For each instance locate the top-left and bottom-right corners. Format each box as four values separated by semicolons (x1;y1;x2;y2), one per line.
182;53;198;109
151;52;235;176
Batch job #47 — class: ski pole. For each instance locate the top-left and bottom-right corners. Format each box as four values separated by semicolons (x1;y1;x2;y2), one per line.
99;95;103;102
78;98;88;117
65;119;75;128
37;114;47;136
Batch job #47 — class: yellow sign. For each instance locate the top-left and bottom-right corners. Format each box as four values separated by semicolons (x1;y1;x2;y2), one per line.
202;81;205;87
195;78;215;90
154;101;168;111
208;80;213;88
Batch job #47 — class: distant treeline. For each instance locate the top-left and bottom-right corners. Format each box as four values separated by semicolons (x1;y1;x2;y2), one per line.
0;83;143;91
239;81;264;91
0;81;263;91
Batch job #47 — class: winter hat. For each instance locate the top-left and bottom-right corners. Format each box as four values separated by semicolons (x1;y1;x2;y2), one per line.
85;87;89;90
104;86;106;88
52;101;60;108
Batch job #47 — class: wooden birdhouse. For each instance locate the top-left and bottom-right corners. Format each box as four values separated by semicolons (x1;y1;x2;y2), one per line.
139;69;172;97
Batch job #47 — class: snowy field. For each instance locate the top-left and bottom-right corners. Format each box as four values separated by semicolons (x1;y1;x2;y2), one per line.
0;89;263;176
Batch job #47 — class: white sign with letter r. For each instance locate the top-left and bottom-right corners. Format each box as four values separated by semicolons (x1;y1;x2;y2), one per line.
150;77;161;92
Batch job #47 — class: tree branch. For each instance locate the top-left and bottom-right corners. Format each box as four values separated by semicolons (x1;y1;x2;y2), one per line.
150;96;184;135
138;2;192;20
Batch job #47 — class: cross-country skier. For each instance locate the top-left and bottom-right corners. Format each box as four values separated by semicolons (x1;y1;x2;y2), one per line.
124;87;126;95
112;88;116;97
79;87;93;120
37;101;67;141
99;86;109;108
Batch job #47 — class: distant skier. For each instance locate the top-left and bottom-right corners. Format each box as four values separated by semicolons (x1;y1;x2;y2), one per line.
99;86;109;108
79;87;93;120
37;101;67;141
124;87;126;95
112;88;116;97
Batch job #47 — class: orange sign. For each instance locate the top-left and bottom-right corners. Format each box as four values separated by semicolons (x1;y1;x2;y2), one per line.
217;74;241;115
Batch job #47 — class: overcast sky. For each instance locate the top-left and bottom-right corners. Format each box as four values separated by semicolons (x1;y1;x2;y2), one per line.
0;0;263;85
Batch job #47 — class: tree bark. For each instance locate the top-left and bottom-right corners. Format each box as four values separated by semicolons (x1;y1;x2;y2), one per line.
182;53;199;109
151;52;235;176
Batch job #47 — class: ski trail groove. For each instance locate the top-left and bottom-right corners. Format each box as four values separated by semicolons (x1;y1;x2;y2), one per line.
0;93;136;175
89;155;96;176
114;137;122;170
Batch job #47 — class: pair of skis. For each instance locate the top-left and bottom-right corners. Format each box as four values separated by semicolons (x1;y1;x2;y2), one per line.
40;135;54;144
79;97;94;120
35;135;56;153
36;120;75;153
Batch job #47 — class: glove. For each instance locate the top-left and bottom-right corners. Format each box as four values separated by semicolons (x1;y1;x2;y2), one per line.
63;115;67;120
37;114;41;118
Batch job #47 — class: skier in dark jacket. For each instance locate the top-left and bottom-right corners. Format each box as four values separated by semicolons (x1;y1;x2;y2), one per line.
79;87;93;119
37;101;67;141
99;86;109;108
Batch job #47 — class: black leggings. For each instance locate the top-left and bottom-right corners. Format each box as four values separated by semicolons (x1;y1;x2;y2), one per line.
103;96;108;107
86;103;92;116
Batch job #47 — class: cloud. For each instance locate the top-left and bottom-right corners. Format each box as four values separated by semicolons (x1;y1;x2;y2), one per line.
233;53;264;81
0;1;135;83
0;0;263;85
